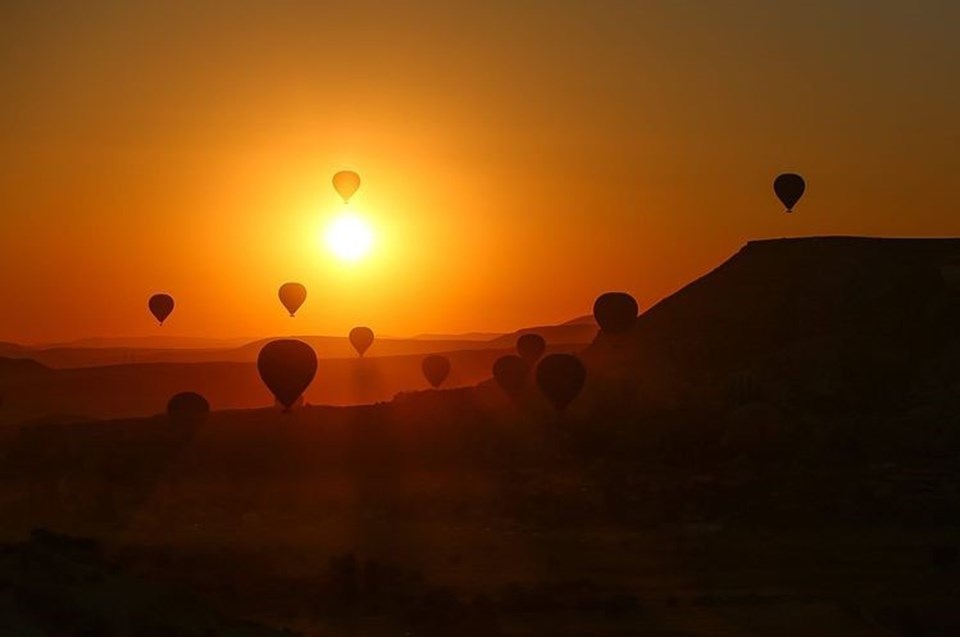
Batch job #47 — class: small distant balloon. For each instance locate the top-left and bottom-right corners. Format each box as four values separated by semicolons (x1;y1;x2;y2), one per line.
422;354;451;388
536;353;586;411
516;333;546;364
774;173;805;212
593;292;638;334
278;283;307;317
148;294;175;325
493;355;529;398
332;170;361;203
166;392;210;426
349;327;375;357
257;339;318;411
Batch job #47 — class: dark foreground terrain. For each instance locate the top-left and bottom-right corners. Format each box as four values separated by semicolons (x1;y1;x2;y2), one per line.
1;237;959;636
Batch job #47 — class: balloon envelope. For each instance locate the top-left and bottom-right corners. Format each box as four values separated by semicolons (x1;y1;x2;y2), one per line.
148;294;175;325
167;392;210;426
422;354;451;388
349;326;375;357
593;292;638;334
257;339;318;410
536;353;586;411
332;170;361;203
493;355;529;397
516;333;546;363
774;173;805;212
278;282;307;317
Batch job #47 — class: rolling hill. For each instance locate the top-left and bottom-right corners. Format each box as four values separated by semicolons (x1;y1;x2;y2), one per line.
584;236;960;409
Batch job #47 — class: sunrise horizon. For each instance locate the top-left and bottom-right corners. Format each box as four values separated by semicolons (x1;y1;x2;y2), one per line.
4;2;959;345
3;3;960;635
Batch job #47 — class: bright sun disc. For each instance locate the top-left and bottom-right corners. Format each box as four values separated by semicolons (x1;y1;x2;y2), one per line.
325;214;374;262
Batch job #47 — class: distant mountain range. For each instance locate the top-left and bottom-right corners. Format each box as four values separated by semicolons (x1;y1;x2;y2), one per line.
34;336;260;349
0;319;597;369
0;316;596;424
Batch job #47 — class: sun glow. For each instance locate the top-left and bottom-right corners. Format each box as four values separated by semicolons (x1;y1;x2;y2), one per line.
325;213;374;262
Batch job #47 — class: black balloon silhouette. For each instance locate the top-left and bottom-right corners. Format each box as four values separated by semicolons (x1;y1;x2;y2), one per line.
774;173;805;212
593;292;638;334
166;392;210;426
278;282;307;317
422;354;451;388
349;326;375;357
536;353;586;411
148;294;174;325
493;355;529;397
257;339;318;410
516;333;546;363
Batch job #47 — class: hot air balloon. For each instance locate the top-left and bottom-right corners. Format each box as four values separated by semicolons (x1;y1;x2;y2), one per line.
167;392;210;426
536;353;586;411
493;355;529;398
422;354;451;388
332;170;361;203
349;326;375;357
593;292;638;334
774;173;805;212
278;283;307;317
516;333;546;364
149;294;175;325
257;339;318;411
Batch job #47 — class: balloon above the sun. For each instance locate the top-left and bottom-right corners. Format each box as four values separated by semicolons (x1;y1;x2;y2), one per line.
325;213;374;262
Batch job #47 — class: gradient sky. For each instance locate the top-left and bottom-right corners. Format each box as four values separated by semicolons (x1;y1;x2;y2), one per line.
2;1;958;344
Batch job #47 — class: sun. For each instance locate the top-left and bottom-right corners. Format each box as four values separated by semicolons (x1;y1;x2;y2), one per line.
325;213;374;262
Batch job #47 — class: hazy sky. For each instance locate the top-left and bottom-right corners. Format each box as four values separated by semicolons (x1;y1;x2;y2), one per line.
2;1;958;343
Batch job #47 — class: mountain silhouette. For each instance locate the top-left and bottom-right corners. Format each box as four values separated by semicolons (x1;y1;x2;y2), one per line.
585;236;960;409
0;357;50;379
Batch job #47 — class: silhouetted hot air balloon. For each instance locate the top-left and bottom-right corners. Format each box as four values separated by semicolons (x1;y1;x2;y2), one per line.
536;353;586;411
148;294;175;325
593;292;638;334
422;354;450;388
166;392;210;426
493;355;529;398
774;173;805;212
278;282;307;317
332;170;361;203
516;333;546;364
257;339;318;411
349;327;375;357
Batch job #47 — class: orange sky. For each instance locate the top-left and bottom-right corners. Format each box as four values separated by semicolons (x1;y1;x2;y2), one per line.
1;1;958;344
